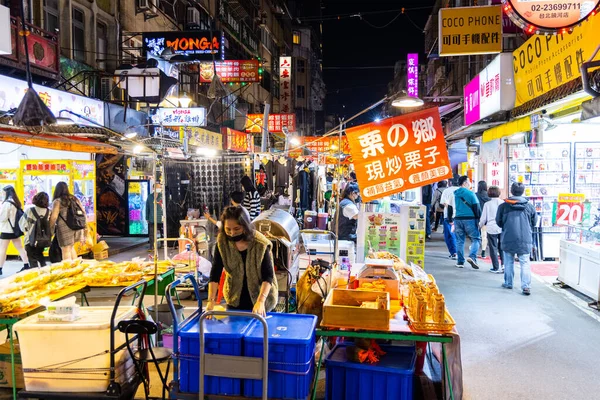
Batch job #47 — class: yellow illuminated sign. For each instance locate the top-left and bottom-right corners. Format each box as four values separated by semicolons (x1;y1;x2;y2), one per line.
438;5;503;56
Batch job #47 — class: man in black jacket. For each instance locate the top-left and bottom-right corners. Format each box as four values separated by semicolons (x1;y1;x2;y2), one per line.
496;182;537;296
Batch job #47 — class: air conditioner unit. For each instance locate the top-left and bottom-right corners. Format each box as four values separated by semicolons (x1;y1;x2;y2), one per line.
100;77;115;101
137;0;151;11
187;7;201;27
137;0;159;16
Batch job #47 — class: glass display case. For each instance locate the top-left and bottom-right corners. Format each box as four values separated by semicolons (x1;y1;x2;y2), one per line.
20;160;96;255
559;225;600;305
508;143;572;259
574;142;600;223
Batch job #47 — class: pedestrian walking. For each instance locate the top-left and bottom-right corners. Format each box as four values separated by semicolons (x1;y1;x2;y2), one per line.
440;179;458;259
448;176;481;269
241;175;261;220
19;192;51;270
422;184;433;239
476;181;491;258
431;180;447;232
496;182;537;296
0;186;29;274
479;186;504;273
50;182;88;260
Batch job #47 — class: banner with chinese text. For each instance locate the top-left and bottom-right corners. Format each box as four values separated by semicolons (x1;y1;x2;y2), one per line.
224;127;252;152
513;13;600;106
245;113;296;134
288;136;350;158
199;60;259;83
438;5;502;56
279;57;292;113
180;127;222;149
346;108;452;202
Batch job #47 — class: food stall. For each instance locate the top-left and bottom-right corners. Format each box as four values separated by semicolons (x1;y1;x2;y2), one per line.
0;169;19;255
19;159;96;255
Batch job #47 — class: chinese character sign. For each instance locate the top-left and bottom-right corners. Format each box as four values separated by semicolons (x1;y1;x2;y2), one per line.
407;53;419;98
152;108;207;127
199;60;259;83
513;12;600;107
279;57;292;113
486;162;505;189
438;5;502;56
245;114;296;134
346;108;452;202
505;0;600;31
288;136;350;159
181;127;222;149
552;193;591;226
464;75;480;125
225;128;251;152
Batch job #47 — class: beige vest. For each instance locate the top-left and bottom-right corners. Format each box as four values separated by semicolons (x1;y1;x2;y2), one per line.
216;231;278;311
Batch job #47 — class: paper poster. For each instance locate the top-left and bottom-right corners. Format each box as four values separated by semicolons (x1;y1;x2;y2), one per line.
362;212;402;259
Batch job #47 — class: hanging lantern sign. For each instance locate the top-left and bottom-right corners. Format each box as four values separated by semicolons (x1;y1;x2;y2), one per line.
502;0;600;33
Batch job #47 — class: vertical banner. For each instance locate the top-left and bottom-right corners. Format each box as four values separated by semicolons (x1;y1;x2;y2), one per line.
346;108;453;202
407;53;419;98
279;57;292;113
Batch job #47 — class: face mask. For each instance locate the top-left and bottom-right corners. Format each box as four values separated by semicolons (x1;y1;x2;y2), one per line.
226;233;245;242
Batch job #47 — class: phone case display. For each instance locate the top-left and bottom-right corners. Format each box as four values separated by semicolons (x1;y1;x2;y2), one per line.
20;160;96;255
362;213;402;259
127;180;149;235
574;143;600;222
508;143;572;229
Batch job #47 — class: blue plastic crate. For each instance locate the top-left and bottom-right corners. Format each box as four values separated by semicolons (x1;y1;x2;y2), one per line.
179;314;254;395
326;344;416;400
243;313;318;399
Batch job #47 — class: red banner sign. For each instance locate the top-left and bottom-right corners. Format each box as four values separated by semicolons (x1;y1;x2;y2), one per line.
224;128;252;152
245;114;296;134
346;108;452;202
199;60;259;83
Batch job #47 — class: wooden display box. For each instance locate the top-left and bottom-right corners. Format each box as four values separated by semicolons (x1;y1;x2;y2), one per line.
357;278;400;299
322;289;390;331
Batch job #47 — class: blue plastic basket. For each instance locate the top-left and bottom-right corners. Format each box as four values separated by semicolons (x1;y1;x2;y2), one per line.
243;313;318;399
179;314;254;395
326;344;416;400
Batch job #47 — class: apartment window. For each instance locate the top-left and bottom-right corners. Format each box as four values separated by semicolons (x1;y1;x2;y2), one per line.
72;8;85;62
96;22;108;70
43;0;59;33
293;31;301;45
297;59;305;73
297;85;305;99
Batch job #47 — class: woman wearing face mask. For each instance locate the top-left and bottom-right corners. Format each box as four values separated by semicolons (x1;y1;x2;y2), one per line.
206;206;278;316
338;183;360;243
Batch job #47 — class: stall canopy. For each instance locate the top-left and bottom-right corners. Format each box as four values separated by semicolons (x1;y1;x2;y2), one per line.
0;125;118;154
482;116;531;143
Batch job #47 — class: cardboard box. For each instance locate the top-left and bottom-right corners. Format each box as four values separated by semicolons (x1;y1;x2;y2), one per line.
0;341;24;389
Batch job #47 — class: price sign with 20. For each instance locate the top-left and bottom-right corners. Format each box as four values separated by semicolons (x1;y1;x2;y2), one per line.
552;193;591;226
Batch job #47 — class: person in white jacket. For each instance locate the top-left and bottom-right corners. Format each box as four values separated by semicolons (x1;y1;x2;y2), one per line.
0;186;29;274
479;186;504;273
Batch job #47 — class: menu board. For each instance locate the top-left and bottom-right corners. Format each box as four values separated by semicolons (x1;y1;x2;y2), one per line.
362;213;402;259
405;205;426;268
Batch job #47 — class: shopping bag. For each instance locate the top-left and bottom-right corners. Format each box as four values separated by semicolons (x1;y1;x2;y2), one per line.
49;236;62;263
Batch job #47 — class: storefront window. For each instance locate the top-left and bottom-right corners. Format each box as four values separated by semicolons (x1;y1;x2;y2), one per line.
72;8;86;62
293;31;301;45
297;85;305;99
96;22;107;70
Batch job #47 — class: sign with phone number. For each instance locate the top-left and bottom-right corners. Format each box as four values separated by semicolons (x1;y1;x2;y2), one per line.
504;0;600;31
552;193;591;226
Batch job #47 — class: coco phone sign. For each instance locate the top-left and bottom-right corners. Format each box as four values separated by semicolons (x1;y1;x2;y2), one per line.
503;0;600;33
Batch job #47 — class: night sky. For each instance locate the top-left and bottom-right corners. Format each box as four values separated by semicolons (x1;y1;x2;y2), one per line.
319;0;436;126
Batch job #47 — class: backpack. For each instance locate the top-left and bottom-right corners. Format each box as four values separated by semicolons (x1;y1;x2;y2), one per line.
29;209;52;249
6;200;24;237
60;197;86;231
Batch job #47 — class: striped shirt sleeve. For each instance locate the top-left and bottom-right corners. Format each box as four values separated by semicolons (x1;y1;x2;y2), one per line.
244;191;261;220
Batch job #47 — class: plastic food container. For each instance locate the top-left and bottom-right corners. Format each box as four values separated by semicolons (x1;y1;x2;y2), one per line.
326;344;416;400
243;313;317;399
179;314;254;395
14;306;137;392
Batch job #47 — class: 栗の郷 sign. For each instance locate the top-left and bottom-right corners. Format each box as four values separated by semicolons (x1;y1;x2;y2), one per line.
346;107;452;202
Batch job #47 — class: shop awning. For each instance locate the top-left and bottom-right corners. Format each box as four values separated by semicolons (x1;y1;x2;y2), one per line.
0;126;118;154
482;116;531;143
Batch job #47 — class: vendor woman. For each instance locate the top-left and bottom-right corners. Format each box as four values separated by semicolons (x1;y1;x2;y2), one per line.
206;206;278;316
338;183;360;242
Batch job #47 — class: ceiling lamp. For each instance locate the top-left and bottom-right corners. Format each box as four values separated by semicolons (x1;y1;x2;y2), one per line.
392;95;424;108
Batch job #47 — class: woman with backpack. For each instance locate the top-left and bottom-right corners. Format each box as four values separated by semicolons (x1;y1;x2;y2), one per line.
0;186;29;274
50;182;88;260
19;192;51;270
